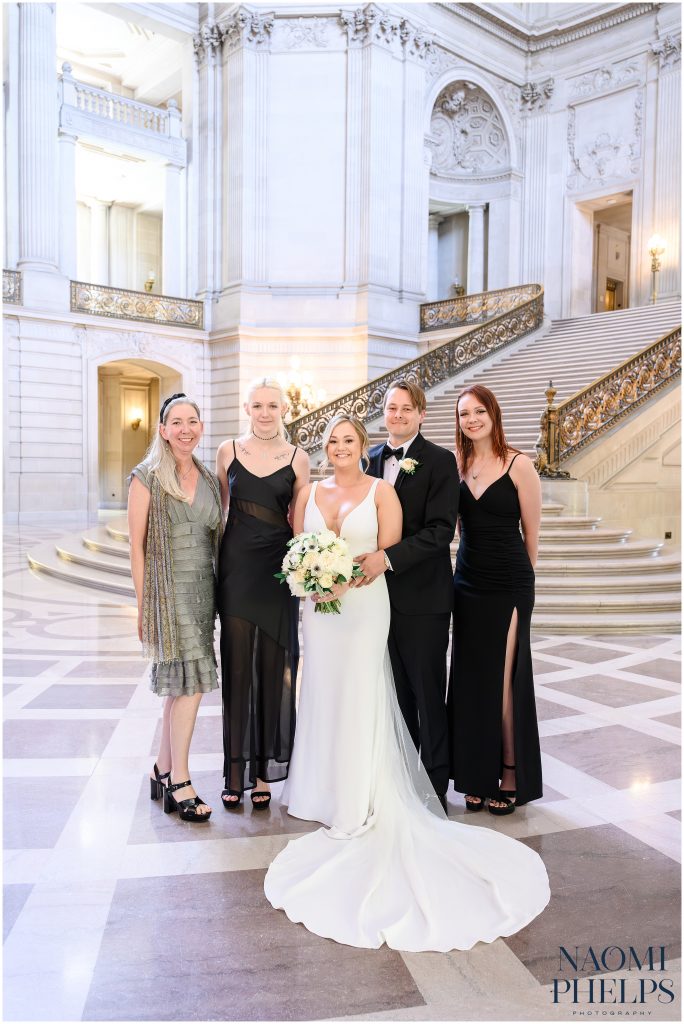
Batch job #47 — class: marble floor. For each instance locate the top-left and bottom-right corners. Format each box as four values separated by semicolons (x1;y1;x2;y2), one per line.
3;525;681;1022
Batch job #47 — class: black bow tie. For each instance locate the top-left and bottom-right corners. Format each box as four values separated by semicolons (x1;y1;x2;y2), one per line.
382;445;404;461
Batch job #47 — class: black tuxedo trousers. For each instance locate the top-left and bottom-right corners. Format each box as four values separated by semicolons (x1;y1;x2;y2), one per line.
368;434;459;796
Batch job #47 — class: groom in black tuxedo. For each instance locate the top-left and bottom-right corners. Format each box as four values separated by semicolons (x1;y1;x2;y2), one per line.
356;380;459;810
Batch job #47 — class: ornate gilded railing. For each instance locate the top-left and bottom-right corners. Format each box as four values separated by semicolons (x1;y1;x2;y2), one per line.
420;283;541;332
3;269;22;305
289;285;543;452
535;325;681;476
70;281;204;330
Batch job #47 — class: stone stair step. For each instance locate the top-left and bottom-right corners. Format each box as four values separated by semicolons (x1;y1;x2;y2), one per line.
55;538;132;576
534;592;681;613
106;518;129;543
530;611;679;635
537;539;663;558
82;526;130;559
27;542;136;598
535;573;681;593
535;553;680;575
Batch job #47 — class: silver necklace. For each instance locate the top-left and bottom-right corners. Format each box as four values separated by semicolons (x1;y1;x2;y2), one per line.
178;462;194;481
471;454;494;480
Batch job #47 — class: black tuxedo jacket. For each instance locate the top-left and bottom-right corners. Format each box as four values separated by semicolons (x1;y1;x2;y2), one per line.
368;433;459;615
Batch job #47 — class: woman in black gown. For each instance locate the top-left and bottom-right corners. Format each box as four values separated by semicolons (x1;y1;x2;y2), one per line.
448;384;542;815
216;379;310;808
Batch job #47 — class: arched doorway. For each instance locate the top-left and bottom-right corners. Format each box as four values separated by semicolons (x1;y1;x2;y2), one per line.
97;358;183;509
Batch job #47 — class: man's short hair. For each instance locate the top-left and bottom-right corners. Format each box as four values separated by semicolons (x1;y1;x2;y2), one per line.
383;379;427;414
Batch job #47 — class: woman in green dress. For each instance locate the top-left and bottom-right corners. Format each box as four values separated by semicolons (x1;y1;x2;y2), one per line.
128;394;223;822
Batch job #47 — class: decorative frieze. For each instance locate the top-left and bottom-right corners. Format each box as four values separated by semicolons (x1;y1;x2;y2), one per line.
568;59;641;99
566;87;644;191
281;18;331;50
429;82;510;177
651;34;681;70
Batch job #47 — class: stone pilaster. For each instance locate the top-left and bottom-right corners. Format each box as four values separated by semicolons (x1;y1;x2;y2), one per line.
466;202;486;293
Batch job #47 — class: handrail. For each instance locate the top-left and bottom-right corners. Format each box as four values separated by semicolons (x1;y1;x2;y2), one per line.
70;281;204;330
3;269;22;305
420;283;541;332
289;285;544;452
535;325;681;475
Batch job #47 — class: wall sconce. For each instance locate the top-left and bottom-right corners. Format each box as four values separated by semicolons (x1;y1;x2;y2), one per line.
647;234;666;304
130;408;144;431
144;271;156;294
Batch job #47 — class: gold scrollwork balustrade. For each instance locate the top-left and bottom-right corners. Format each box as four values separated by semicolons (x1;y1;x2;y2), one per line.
70;281;204;330
535;325;681;476
420;284;542;332
289;286;544;453
3;269;22;305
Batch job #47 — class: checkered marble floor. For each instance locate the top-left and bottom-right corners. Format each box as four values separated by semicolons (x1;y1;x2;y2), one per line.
3;525;681;1022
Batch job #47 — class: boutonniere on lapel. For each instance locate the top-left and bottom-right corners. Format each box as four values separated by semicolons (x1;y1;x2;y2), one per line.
398;458;420;475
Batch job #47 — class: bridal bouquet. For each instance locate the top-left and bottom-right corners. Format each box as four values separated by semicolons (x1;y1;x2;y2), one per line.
276;530;363;614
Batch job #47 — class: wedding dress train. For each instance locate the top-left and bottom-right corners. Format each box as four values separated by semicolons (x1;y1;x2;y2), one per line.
264;480;550;952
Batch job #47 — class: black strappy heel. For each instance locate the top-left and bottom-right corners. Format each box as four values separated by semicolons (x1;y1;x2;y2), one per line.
150;763;171;801
488;763;517;816
164;779;212;821
222;789;242;809
464;794;485;812
250;790;271;810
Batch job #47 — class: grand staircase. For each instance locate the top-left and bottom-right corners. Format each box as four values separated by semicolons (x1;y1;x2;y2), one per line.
26;297;681;633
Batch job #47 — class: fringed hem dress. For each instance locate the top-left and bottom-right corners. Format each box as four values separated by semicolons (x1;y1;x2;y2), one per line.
131;463;221;698
448;454;543;805
218;445;299;795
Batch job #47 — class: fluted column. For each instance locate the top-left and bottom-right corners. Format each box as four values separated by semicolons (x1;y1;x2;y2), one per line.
653;58;681;298
17;2;58;271
58;129;78;280
163;162;183;296
427;214;442;299
466;202;486;293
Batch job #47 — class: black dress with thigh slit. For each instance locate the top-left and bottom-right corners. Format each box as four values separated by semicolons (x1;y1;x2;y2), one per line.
218;445;299;795
448;455;542;805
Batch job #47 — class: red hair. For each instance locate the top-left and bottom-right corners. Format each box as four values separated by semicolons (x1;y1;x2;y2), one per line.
454;384;518;477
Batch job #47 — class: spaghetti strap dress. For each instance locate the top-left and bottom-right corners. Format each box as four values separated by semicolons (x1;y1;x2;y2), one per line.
448;454;542;805
218;443;299;795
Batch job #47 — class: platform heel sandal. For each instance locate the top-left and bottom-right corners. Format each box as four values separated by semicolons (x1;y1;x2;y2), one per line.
150;763;171;801
250;790;271;810
464;795;485;812
488;763;517;817
164;779;212;822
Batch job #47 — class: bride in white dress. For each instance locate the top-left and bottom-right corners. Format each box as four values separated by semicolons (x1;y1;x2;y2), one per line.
264;416;550;952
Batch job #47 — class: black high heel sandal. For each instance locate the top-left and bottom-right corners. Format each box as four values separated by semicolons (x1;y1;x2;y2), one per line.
250;790;271;810
222;789;242;809
164;779;212;822
464;795;485;812
488;763;517;816
150;763;171;801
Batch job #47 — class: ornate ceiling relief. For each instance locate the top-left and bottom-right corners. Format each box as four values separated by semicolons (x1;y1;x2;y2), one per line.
566;86;643;191
428;82;510;177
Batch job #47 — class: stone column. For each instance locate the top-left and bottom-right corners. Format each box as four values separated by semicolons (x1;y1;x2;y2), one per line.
108;205;134;290
163;162;183;296
89;199;110;285
651;40;681;299
193;21;224;306
427;214;443;299
58;129;78;281
466;202;486;293
17;2;68;307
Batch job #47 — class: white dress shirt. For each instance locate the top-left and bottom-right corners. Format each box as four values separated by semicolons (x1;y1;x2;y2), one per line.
382;433;419;486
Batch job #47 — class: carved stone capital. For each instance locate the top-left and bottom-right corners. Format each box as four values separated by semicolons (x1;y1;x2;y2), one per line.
520;78;554;111
222;9;275;54
651;34;681;70
339;4;400;49
192;21;223;65
399;19;435;60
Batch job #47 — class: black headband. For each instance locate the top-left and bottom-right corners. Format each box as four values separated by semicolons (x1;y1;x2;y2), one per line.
159;393;188;423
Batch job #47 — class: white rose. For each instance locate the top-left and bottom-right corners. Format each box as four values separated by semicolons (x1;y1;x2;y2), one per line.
318;529;337;548
319;573;334;589
294;567;307;583
302;551;319;570
289;579;307;597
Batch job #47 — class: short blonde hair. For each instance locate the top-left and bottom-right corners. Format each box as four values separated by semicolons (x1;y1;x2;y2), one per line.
321;414;369;467
384;378;427;414
244;377;288;439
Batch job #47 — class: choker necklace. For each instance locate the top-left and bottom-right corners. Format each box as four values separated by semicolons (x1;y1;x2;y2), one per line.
251;429;279;441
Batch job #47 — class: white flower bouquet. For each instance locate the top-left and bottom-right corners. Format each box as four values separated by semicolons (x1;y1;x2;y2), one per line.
275;529;363;614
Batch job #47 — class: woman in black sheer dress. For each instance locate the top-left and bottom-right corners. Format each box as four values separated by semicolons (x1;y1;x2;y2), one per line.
448;384;543;815
216;379;310;808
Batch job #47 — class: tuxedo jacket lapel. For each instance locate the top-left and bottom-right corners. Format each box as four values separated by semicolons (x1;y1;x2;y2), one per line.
395;433;425;492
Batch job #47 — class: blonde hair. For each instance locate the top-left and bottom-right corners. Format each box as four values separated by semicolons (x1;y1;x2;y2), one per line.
144;396;202;502
320;414;370;469
383;378;427;414
244;377;288;439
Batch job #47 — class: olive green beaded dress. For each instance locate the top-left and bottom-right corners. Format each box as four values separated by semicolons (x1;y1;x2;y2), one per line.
131;463;221;697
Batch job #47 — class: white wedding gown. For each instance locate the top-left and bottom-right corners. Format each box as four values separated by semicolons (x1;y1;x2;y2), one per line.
264;480;550;952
